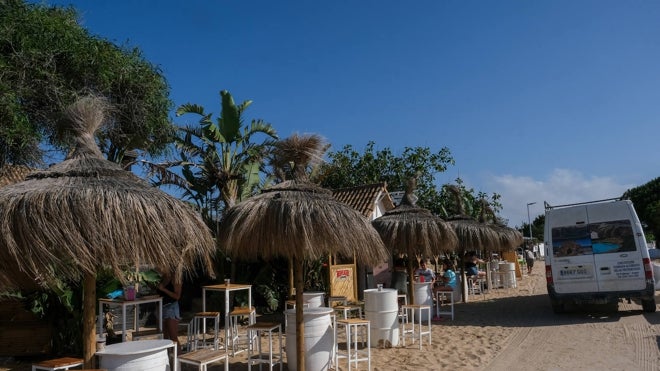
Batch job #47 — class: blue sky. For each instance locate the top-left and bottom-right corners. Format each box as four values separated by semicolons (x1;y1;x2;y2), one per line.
41;0;660;227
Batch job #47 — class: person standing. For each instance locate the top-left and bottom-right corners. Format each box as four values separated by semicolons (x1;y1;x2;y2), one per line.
525;247;535;274
156;271;182;349
414;260;435;283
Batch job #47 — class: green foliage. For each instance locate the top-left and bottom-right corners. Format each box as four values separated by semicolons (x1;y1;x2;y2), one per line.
623;177;660;242
318;141;454;214
149;90;277;229
318;142;503;219
0;0;174;166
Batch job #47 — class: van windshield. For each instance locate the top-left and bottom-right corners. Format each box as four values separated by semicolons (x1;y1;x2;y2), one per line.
551;219;636;257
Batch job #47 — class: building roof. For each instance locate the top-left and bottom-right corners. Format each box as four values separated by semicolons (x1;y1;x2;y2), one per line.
332;182;395;218
0;165;34;187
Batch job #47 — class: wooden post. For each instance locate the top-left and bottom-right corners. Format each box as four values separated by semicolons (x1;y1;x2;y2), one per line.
83;272;96;368
294;257;306;371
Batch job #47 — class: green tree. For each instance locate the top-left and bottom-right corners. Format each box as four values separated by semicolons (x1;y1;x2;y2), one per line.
623;177;660;242
148;90;278;230
0;0;174;166
317;141;454;215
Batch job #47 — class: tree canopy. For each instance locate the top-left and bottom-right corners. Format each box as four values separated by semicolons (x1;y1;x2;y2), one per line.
623;176;660;242
317;141;503;219
0;0;174;166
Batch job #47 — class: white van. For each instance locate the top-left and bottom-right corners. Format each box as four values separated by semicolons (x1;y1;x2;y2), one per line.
544;198;656;313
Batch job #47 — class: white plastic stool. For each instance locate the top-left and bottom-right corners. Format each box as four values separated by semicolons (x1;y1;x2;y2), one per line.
400;304;432;350
177;348;229;371
229;306;256;355
192;311;221;351
435;289;455;320
246;322;283;371
335;318;371;371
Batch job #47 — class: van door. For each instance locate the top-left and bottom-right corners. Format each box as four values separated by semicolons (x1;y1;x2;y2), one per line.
587;201;646;292
549;205;599;294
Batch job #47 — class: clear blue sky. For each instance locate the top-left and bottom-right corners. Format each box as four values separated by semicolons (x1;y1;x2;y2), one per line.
42;0;660;227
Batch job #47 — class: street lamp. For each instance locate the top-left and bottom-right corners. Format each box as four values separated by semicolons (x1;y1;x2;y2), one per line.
526;202;536;247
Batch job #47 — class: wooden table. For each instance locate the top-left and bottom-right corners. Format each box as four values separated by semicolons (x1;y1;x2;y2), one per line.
98;296;163;342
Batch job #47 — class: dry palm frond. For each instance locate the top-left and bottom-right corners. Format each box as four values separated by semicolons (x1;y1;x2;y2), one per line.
269;133;329;182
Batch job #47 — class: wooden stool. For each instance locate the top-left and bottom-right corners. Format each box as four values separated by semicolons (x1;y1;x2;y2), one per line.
192;311;221;351
229;306;256;355
177;348;229;371
32;357;84;371
435;289;455;320
400;304;432;350
246;322;283;371
335;318;371;371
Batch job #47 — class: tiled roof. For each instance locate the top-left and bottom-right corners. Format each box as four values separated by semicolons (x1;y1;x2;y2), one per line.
332;182;395;218
0;165;34;187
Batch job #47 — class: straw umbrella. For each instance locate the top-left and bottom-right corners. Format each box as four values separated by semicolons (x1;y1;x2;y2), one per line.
0;96;216;367
217;134;388;371
371;177;458;303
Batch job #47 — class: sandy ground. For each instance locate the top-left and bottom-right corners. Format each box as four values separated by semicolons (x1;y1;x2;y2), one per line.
2;261;659;371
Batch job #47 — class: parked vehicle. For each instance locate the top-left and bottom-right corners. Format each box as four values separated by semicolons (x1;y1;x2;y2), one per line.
544;198;656;313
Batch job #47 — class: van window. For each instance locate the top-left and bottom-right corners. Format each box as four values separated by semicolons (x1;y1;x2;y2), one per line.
551;219;636;257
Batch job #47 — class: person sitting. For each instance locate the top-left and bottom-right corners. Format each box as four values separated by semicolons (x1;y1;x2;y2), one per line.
434;260;457;292
464;251;487;279
414;260;435;283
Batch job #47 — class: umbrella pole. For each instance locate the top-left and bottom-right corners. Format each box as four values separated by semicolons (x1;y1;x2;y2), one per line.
294;257;306;371
82;272;96;368
407;258;415;305
289;258;295;299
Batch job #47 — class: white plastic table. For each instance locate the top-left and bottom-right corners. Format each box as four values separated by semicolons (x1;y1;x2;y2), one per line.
98;295;163;342
96;339;176;371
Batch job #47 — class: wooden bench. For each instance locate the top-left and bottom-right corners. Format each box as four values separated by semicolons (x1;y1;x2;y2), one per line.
177;348;229;371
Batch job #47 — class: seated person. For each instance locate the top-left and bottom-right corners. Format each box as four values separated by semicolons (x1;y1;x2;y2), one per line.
414;260;435;283
435;260;457;291
464;251;487;279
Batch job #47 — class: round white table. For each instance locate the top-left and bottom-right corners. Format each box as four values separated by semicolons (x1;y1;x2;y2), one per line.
96;339;175;371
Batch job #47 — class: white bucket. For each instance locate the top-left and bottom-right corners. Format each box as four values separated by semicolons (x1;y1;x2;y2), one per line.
302;291;325;308
97;339;171;371
413;282;433;322
499;262;515;272
285;307;334;371
364;288;399;348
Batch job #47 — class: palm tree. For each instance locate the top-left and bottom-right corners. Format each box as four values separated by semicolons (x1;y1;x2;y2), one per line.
146;90;278;228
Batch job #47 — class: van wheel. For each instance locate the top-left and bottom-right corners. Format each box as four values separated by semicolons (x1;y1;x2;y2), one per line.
641;298;656;313
551;299;565;314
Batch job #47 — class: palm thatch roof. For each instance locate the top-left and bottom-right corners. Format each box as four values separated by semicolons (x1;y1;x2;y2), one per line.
0;96;215;367
0;98;214;288
372;179;458;258
371;177;458;304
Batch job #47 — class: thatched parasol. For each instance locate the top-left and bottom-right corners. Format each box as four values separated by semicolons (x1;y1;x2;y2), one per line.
371;177;458;303
217;134;388;371
0;96;215;367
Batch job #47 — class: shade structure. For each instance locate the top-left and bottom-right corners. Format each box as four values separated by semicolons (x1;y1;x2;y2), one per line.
0;96;215;367
218;137;389;371
371;181;458;302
